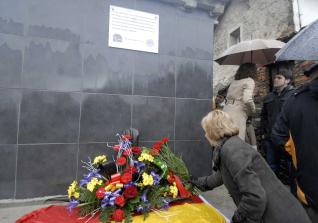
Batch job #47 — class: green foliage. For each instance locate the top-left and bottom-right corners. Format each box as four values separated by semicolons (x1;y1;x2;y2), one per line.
123;208;133;223
159;144;190;180
69;136;196;223
78;189;98;216
99;206;115;223
148;186;165;208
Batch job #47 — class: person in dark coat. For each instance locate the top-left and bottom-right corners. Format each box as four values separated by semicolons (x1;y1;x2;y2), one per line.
272;64;318;222
193;110;311;223
260;71;294;183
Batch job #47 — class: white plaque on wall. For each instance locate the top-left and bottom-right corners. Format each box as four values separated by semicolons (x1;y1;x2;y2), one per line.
108;5;159;53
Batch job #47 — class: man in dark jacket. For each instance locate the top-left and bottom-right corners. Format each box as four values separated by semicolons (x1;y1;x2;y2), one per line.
260;71;294;181
272;64;318;222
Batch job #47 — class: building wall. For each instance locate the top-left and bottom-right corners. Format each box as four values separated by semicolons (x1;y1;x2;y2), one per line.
212;0;296;152
213;0;294;93
293;0;318;30
0;0;216;199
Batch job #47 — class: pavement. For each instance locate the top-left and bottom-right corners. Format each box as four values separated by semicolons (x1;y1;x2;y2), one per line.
0;185;236;223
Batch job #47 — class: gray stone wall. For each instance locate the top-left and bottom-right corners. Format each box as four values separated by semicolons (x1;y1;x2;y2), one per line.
213;0;294;92
0;0;215;199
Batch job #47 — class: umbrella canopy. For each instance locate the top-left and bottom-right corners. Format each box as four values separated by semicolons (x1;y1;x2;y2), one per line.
215;39;285;65
275;19;318;61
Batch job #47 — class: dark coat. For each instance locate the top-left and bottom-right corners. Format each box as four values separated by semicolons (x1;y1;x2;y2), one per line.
194;136;311;223
272;77;318;209
260;85;294;138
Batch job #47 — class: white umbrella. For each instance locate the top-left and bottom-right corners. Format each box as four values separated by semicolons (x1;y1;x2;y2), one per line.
215;39;285;65
275;19;318;61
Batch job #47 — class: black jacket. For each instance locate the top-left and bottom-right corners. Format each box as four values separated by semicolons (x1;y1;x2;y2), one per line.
272;77;318;208
260;85;294;138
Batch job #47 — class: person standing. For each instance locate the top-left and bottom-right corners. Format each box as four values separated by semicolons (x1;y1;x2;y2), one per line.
260;71;294;181
272;63;318;222
223;63;256;140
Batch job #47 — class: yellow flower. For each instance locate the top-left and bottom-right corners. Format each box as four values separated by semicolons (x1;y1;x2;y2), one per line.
142;172;154;186
86;177;103;192
67;181;78;199
138;152;154;162
169;182;178;198
74;192;80;199
93;155;107;165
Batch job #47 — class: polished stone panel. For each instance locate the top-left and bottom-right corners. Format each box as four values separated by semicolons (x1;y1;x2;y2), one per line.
16;144;77;198
77;143;117;179
132;96;174;141
0;34;24;88
109;0;135;8
28;24;80;43
22;39;82;91
26;0;83;42
83;46;133;95
134;54;175;97
0;16;23;36
81;0;110;45
135;0;177;56
0;145;17;199
176;13;213;60
175;140;212;177
80;94;131;143
175;98;211;140
19;91;81;144
0;0;27;34
176;59;212;99
0;89;20;144
0;0;215;199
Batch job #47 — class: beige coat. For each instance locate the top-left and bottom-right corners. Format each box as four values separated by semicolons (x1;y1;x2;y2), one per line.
223;77;255;140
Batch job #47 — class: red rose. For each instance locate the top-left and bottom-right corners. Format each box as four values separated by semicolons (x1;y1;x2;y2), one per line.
121;172;132;184
95;187;105;199
131;146;141;154
123;149;132;156
123;185;138;199
112;209;125;222
115;195;125;207
124;166;137;174
150;148;160;156
113;144;120;151
162;137;169;143
116;156;126;166
152;142;162;151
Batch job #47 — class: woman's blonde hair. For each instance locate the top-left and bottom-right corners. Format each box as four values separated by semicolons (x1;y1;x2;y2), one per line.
201;110;239;142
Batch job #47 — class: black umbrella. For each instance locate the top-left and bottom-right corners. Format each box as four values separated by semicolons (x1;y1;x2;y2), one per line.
275;19;318;61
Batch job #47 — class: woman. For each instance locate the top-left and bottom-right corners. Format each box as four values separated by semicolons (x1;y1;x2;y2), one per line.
223;63;256;140
193;110;311;223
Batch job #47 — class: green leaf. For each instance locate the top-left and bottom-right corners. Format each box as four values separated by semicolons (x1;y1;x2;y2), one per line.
159;145;190;180
129;196;140;204
78;189;99;217
99;207;115;223
123;209;133;223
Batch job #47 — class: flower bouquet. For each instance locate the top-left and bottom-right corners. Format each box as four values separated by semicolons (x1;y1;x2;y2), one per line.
67;134;195;222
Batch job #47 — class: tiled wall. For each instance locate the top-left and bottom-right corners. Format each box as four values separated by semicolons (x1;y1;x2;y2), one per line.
0;0;214;199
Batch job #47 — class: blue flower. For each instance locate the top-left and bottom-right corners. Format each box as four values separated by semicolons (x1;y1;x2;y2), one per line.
151;171;161;185
67;199;79;213
162;199;169;209
141;190;148;203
